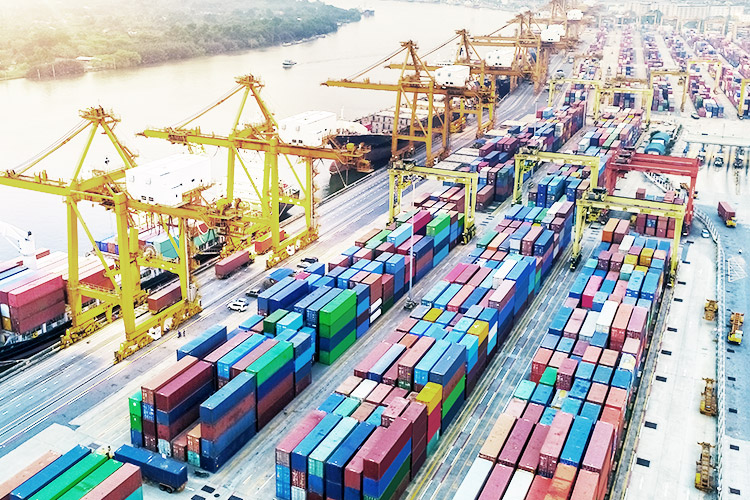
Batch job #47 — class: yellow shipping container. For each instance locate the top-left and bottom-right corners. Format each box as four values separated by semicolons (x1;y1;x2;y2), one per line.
417;382;442;414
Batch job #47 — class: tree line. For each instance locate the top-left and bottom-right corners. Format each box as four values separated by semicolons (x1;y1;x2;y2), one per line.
0;0;361;80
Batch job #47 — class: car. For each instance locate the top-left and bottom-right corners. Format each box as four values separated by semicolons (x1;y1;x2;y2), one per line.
691;112;700;119
245;288;262;298
301;257;319;264
702;229;711;238
228;298;249;312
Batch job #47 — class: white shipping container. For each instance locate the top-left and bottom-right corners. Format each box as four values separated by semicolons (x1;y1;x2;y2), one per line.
501;469;534;499
619;353;637;373
452;457;494;500
486;50;514;67
492;261;517;288
435;65;471;87
579;311;600;341
278;110;337;146
350;378;378;401
126;154;210;206
596;301;619;334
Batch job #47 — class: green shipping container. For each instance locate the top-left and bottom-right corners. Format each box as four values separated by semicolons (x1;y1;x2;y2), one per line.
129;414;142;432
363;453;411;500
318;331;356;365
333;397;360;417
539;367;558;387
319;291;356;328
246;341;293;385
32;454;108;500
476;231;497;249
187;451;201;467
395;210;418;224
366;229;391;249
513;380;536;401
426;214;450;236
441;375;466;419
308;417;358;478
57;460;123;500
264;309;289;335
426;431;440;455
128;392;142;417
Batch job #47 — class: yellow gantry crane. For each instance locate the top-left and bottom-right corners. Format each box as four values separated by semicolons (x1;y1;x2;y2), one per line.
736;78;750;118
512;149;600;204
547;77;654;124
388;159;479;242
649;69;689;112
687;58;722;93
142;74;370;268
0;107;202;362
324;40;495;167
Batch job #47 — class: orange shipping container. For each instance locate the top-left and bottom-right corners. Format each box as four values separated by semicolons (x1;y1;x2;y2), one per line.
479;413;516;462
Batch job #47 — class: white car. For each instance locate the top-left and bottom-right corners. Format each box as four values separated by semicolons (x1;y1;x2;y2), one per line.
228;298;249;312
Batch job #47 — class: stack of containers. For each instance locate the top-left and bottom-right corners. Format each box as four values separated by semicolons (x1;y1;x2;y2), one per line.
453;214;670;499
575;108;643;156
275;196;579;499
5;446;143;500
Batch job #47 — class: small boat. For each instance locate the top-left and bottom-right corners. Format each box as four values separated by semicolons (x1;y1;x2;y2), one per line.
282;42;293;47
282;59;297;68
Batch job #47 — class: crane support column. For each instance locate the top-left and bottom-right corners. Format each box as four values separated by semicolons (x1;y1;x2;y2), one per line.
115;192;138;335
66;197;81;321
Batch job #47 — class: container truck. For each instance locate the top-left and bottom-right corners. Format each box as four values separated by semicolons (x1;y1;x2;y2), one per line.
113;445;187;493
214;250;252;279
717;201;737;227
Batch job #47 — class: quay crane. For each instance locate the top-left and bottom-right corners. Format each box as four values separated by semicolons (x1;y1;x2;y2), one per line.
141;74;370;269
323;40;495;167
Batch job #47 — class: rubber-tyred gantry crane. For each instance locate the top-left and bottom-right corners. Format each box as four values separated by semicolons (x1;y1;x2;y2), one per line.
323;40;495;167
605;149;699;229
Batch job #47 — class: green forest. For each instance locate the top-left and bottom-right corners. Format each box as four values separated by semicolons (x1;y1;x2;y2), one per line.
0;0;361;80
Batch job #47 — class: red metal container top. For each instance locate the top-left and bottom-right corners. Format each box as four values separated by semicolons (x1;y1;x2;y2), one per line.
79;463;142;500
344;426;388;488
570;469;601;500
230;339;277;378
350;402;377;422
518;423;550;473
398;337;435;383
556;358;578;391
398;333;418;349
505;398;527;419
447;285;474;312
498;418;535;468
587;383;609;405
354;342;392;378
582;420;615;474
401;401;428;444
611;303;633;338
477;463;514;500
396;316;418;333
547;463;577;499
522;403;545;424
539;411;574;469
532;347;554;371
605;387;628;411
548;351;568;370
381;397;410;427
155;360;213;411
6;273;64;309
142;355;198;404
525;474;552;500
455;264;480;285
488;280;515;308
385;329;406;344
468;267;493;287
336;375;364;397
582;346;602;365
0;450;60;500
598;349;619;368
382;387;407;406
362;417;412;480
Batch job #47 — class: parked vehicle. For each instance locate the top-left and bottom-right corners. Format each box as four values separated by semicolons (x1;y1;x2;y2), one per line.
718;201;737;227
228;298;249;312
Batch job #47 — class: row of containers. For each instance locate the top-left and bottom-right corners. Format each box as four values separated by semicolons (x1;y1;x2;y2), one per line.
573;109;642;156
1;445;144;500
617;27;635;77
451;224;671;500
0;250;113;337
431;102;587;206
718;65;750;117
127;207;470;472
642;32;677;113
682;31;725;118
273;199;577;500
664;32;688;67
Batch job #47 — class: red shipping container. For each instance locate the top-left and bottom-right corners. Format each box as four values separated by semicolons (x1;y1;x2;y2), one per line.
570;469;602;500
10;301;66;334
397;317;418;333
201;392;256;441
547;463;576;499
447;285;474;312
355;228;382;248
142;356;199;405
382;387;408;406
204;332;252;366
532;348;554;383
498;418;535;467
147;281;182;314
186;424;201;454
79;463;142;500
518;423;550;473
257;373;294;429
6;273;63;309
276;410;326;467
455;264;480;285
363;417;412;480
155;360;213;411
587;383;609;405
582;420;615;474
230;339;277;378
522;403;545;424
354;342;392;378
525;474;552;500
344;426;388;490
381;397;409;427
606;387;628;412
626;306;648;339
214;250;251;279
548;351;568;370
582;346;602;365
477;463;514;500
539;411;574;478
505;397;527;418
0;451;60;500
9;288;64;321
556;358;578;391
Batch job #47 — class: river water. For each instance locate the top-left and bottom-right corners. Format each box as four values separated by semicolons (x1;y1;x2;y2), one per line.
0;0;514;261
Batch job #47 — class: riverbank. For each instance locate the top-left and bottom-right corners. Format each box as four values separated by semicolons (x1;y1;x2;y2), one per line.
0;0;361;82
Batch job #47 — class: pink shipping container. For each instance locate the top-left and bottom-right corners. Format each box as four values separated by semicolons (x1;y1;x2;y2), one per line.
154;360;213;411
626;306;648;339
521;226;544;256
79;463;143;500
354;342;392;378
477;463;514;500
532;348;554;383
497;418;535;467
522;403;545;424
518;423;550;473
582;420;615;474
556;358;578;391
539;411;573;478
505;397;527;418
